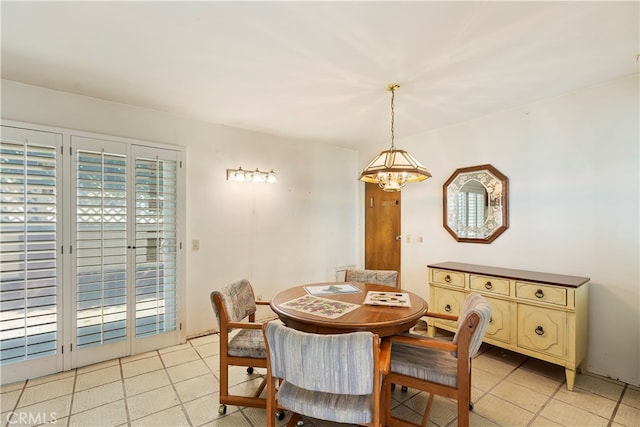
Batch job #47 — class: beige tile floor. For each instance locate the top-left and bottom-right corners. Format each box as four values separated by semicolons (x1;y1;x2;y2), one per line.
1;329;639;427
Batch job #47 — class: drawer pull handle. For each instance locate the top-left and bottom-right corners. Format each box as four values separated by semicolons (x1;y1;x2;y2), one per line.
535;289;545;298
445;275;451;283
444;304;452;313
535;326;545;336
484;281;493;290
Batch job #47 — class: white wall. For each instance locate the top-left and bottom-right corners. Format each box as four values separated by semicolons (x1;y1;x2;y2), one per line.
3;75;638;385
1;80;360;339
374;74;639;385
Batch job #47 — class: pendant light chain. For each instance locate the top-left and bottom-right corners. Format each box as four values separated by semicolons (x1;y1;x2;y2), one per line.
389;84;397;150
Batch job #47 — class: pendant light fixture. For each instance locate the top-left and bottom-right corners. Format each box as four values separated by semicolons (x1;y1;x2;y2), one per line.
359;83;431;191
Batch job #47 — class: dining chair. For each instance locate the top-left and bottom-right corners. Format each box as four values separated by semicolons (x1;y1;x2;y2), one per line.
344;268;399;287
210;279;271;415
262;321;391;427
382;293;491;427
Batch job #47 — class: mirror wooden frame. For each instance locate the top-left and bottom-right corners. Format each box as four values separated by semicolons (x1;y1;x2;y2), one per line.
443;164;509;244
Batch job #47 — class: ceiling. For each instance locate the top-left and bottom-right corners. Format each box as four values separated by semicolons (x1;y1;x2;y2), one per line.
1;1;638;150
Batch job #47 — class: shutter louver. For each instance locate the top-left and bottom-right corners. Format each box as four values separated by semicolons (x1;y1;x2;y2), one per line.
135;157;177;337
0;140;58;363
76;149;127;349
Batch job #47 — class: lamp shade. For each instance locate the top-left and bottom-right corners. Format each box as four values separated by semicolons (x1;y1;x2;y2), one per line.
359;148;432;191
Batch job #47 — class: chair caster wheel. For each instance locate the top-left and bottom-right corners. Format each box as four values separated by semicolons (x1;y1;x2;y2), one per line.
276;410;285;421
218;404;227;415
247;367;254;374
469;402;474;411
401;386;408;392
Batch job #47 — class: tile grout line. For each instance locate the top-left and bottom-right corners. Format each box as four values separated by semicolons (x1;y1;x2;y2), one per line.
196;333;265;426
525;376;565;426
607;383;628;427
65;368;78;427
190;338;218;427
471;351;530;410
3;380;27;427
464;343;500;421
195;335;221;383
59;367;129;422
159;344;195;426
118;356;132;426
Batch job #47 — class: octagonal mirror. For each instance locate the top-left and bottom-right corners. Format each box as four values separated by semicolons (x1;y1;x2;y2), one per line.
443;164;509;243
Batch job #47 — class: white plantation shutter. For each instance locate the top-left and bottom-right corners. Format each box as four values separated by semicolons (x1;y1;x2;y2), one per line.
75;147;128;349
135;154;178;337
0;133;59;364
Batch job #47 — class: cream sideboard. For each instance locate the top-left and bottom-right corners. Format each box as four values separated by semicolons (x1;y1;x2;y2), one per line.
427;262;589;391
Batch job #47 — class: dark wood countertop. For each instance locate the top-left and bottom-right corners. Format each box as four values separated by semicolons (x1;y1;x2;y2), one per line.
427;262;590;288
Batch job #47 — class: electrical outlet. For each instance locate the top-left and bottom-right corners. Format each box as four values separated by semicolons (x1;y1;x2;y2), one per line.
192;239;200;250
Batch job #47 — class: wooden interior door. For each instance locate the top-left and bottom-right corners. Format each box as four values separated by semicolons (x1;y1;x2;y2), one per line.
365;183;401;282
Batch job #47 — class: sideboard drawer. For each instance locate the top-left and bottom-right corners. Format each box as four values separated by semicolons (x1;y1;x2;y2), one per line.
470;274;510;296
516;282;567;306
484;297;511;344
431;269;465;288
432;287;465;329
517;304;566;359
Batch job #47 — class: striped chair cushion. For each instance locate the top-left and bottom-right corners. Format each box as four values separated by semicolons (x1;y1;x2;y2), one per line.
265;322;374;395
452;293;492;358
390;341;458;388
228;329;266;359
278;381;374;424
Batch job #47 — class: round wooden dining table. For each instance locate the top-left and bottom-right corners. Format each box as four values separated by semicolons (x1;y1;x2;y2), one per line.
270;282;428;337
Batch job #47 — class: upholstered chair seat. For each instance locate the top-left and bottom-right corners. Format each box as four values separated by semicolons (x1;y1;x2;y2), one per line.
390;342;459;388
227;329;267;358
277;381;374;424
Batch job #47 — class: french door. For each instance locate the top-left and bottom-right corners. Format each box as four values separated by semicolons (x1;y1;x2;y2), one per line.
0;124;185;383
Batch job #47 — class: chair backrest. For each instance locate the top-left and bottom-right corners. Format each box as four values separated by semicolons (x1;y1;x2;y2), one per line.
263;322;376;395
210;279;257;331
344;269;399;287
452;293;491;358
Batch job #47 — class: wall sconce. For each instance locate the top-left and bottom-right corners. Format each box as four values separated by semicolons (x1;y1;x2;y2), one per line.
226;167;277;184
